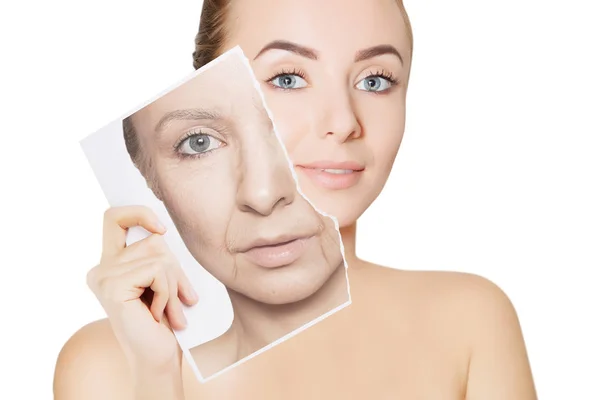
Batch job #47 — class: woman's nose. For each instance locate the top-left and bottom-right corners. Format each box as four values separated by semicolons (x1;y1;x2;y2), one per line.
318;87;362;143
235;129;296;216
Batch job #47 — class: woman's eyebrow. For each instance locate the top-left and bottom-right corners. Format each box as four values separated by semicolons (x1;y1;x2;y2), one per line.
254;40;319;60
254;40;403;65
354;44;403;65
154;108;222;134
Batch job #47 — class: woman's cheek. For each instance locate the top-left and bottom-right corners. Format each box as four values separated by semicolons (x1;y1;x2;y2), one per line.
163;177;234;257
274;96;312;154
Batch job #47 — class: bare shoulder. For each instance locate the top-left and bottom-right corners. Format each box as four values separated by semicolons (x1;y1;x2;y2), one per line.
352;263;522;348
54;319;132;400
355;263;537;398
355;262;517;319
406;269;523;338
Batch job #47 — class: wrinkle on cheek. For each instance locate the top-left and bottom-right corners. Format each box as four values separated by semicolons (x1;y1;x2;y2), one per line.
223;207;239;281
315;219;331;265
232;257;239;281
161;178;212;248
231;139;244;186
318;218;343;269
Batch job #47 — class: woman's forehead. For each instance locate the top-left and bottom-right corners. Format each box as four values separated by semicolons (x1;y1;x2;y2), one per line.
142;54;259;118
227;0;410;58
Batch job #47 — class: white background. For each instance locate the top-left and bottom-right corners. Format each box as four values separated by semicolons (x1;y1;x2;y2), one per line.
0;0;598;399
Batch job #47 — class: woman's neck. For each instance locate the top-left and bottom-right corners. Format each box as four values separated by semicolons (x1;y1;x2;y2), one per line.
339;222;358;264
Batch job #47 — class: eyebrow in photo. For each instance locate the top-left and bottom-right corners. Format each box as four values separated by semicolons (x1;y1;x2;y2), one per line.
155;108;224;134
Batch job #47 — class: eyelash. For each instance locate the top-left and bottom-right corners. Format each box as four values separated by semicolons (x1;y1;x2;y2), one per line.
173;128;222;159
364;69;399;86
361;69;400;94
265;68;307;89
264;67;399;93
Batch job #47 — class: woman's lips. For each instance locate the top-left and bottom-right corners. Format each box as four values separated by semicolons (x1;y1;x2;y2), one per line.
241;236;313;268
296;161;365;190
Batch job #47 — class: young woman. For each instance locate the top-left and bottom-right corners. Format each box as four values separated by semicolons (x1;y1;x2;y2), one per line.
54;0;537;399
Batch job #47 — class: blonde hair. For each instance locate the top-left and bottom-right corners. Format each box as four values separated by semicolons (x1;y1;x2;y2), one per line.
192;0;413;70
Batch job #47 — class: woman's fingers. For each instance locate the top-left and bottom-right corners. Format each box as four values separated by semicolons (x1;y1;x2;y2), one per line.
165;271;187;331
117;233;168;264
90;255;159;283
146;265;170;323
176;267;199;307
90;256;194;330
123;234;198;309
113;261;169;305
102;206;166;258
95;206;198;332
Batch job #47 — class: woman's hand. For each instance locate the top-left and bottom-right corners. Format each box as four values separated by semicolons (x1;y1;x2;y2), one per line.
86;205;198;398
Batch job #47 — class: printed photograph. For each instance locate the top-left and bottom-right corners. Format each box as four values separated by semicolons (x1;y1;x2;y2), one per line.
80;47;351;381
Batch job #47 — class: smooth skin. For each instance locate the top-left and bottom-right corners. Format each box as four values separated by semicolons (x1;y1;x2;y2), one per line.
54;0;537;398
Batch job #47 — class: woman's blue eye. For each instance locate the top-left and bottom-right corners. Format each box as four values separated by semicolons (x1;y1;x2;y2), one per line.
356;76;394;92
269;74;308;90
178;134;224;155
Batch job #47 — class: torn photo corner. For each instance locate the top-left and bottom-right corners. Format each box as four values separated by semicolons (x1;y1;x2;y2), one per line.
79;46;352;383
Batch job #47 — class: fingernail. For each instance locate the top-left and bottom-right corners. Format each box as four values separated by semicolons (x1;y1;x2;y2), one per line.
156;220;167;232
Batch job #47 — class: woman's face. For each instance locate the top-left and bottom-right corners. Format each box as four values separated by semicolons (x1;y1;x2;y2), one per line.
130;53;343;305
221;0;411;228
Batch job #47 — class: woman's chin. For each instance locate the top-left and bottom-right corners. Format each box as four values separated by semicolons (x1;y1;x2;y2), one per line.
296;175;374;228
319;208;363;232
300;194;366;231
249;285;322;306
233;276;330;306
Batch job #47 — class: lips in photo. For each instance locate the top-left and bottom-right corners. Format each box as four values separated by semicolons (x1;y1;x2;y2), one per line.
238;233;316;268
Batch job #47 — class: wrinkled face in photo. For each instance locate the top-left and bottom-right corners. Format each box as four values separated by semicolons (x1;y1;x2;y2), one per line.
128;52;344;305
